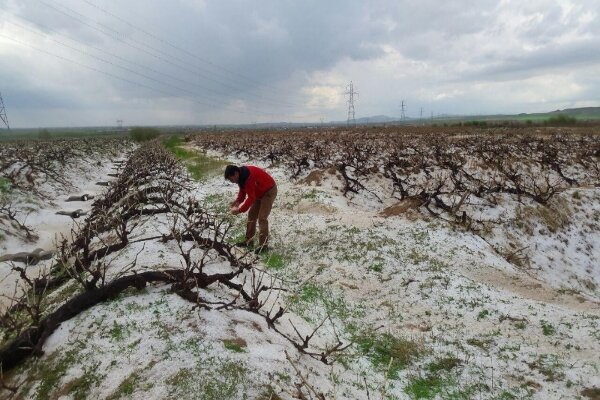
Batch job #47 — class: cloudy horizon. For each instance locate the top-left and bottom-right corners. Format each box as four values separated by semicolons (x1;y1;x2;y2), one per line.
0;0;599;128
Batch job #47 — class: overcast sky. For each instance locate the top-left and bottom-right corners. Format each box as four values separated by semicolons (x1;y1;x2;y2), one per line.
0;0;599;127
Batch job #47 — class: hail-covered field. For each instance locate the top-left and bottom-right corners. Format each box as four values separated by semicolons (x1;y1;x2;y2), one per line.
1;126;599;400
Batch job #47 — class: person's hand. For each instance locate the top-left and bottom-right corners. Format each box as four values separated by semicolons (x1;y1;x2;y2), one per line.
230;206;241;215
230;201;240;207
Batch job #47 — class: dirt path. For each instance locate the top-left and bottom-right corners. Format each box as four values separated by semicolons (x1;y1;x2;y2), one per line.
465;265;600;314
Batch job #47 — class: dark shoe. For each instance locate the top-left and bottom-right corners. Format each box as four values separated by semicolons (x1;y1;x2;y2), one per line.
254;245;269;254
235;241;250;248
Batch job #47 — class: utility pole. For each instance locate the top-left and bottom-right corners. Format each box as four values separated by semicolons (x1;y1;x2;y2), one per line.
116;119;123;130
345;81;358;127
0;92;9;130
400;100;406;122
419;107;423;124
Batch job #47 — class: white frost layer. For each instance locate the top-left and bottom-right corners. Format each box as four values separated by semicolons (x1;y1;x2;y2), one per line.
6;151;600;400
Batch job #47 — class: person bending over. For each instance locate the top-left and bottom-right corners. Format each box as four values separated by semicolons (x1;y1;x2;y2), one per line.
224;165;277;253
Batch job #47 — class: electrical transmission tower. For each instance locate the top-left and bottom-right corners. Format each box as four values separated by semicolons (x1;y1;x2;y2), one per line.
345;81;358;127
400;100;406;122
0;92;9;130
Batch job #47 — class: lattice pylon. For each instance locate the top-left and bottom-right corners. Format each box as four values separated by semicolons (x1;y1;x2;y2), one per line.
0;92;9;130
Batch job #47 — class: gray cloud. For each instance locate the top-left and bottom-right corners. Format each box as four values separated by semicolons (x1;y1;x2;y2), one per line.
469;38;600;81
0;0;598;127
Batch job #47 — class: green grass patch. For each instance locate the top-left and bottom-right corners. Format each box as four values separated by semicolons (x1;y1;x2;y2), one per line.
369;262;383;272
130;126;160;142
326;226;397;265
466;337;494;350
403;357;469;399
108;321;126;341
163;135;198;160
0;177;11;193
353;332;425;379
261;251;288;270
477;309;490;320
162;135;228;181
427;357;462;374
107;371;141;399
67;363;102;400
405;374;445;399
514;321;527;330
201;193;244;233
166;359;249;400
300;189;318;199
297;283;322;303
203;193;232;214
38;128;51;139
33;358;69;400
545;114;577;125
43;280;81;310
527;354;565;382
287;282;365;325
223;339;247;353
541;320;556;336
30;348;81;400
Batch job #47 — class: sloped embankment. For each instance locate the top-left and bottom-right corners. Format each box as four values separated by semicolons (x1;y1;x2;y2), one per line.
0;142;344;399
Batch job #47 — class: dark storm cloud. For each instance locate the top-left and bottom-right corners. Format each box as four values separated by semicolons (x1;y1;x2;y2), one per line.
135;0;389;86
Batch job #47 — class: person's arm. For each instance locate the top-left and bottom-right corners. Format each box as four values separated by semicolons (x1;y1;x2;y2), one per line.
238;183;256;213
231;188;246;206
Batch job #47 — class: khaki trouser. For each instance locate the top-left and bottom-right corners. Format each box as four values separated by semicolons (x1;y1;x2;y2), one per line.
246;185;277;246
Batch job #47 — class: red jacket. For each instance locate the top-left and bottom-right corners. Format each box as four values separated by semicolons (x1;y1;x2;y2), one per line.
235;166;276;213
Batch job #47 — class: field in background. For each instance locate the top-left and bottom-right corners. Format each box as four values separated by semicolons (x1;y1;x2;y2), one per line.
1;106;599;141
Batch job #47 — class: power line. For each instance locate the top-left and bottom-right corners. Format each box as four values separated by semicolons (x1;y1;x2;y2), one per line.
2;13;270;108
345;81;358;127
0;32;256;117
0;92;9;130
0;31;319;123
81;0;292;98
1;15;291;114
34;0;305;109
1;24;269;117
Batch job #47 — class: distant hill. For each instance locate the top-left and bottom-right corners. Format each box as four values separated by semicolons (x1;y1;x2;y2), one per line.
4;107;598;134
550;107;600;117
330;107;600;126
460;107;600;122
330;115;401;125
355;115;399;124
